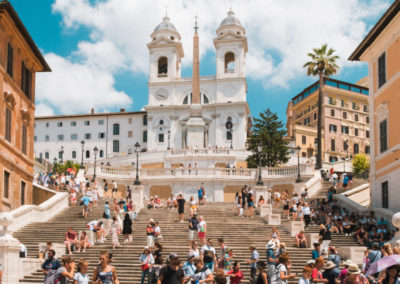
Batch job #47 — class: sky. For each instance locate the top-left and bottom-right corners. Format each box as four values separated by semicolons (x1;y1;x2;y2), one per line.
11;0;391;123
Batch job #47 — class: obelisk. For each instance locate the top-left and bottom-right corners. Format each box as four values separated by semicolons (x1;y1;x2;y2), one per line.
192;16;200;105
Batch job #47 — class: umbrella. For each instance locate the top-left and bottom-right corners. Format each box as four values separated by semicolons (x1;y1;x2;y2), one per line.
366;255;400;276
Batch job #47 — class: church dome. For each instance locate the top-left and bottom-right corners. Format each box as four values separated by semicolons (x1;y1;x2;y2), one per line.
219;10;242;28
154;16;178;33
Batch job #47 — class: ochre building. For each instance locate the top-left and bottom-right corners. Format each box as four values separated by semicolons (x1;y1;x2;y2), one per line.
0;1;50;211
349;0;400;211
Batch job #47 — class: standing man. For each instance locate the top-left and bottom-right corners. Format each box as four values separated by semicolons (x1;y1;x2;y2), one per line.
189;213;199;246
246;245;259;284
201;239;217;273
81;193;90;219
177;194;186;223
157;253;184;284
112;180;118;198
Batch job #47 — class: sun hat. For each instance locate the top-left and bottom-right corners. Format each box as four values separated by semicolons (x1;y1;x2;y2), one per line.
306;259;315;265
324;261;336;270
266;241;275;249
143;246;150;252
343;259;353;266
348;264;361;274
149;218;155;223
187;253;195;259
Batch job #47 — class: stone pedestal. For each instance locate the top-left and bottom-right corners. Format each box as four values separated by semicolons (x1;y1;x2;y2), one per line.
254;185;270;205
257;205;272;217
282;221;304;237
305;233;320;248
336;247;366;265
0;215;23;284
131;185;145;211
262;213;281;225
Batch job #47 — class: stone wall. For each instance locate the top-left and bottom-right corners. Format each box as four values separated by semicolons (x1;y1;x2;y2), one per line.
32;184;56;205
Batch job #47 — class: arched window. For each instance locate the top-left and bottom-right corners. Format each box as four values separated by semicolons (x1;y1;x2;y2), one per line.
72;151;76;159
354;143;359;154
203;94;209;104
113;123;120;135
45;152;49;159
158;57;168;76
100;150;104;158
224;52;235;73
86;150;90;158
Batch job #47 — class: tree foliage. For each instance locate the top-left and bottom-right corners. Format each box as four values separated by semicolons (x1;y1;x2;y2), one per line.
246;108;289;168
352;154;370;175
53;160;81;173
303;44;340;77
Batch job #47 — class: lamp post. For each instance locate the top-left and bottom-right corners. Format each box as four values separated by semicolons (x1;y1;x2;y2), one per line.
134;142;141;185
92;146;98;182
256;142;264;186
80;140;85;168
167;130;171;150
53;157;57;171
230;130;233;149
314;140;318;170
296;145;302;183
60;146;64;164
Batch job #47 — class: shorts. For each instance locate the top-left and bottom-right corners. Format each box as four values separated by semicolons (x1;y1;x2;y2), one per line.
178;208;184;214
198;232;206;239
283;205;289;210
112;188;118;192
189;230;196;241
248;202;254;207
83;204;89;212
147;235;154;247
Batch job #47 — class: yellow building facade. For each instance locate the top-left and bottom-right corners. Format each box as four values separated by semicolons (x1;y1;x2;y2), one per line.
349;0;400;211
286;77;370;163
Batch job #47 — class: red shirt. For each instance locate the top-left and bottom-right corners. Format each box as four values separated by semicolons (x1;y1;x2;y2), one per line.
66;231;77;240
227;269;244;284
312;268;323;282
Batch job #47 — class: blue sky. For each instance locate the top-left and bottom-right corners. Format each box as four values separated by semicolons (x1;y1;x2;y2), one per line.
12;0;390;123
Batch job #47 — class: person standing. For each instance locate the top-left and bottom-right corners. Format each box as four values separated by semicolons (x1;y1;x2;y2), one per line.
42;249;61;282
201;239;217;273
110;217;120;250
189;213;200;246
192;258;213;283
112;180;118;198
157;253;184;284
198;216;207;246
93;251;119;283
266;241;276;283
302;203;311;228
140;246;154;284
272;253;296;284
246;245;259;284
322;261;339;284
177;194;186;223
241;186;247;214
74;259;89;284
146;219;155;249
255;261;268;284
122;213;133;244
81;193;91;219
225;261;244;284
183;254;197;279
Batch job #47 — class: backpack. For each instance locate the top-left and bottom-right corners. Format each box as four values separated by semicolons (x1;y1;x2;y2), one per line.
272;264;287;284
204;249;214;263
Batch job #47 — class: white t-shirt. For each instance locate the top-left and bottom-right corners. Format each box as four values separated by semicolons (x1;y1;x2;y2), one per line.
88;220;102;231
113;182;117;189
274;192;281;198
298;277;310;284
201;245;216;255
74;272;89;284
302;207;311;215
198;220;206;232
192;267;212;281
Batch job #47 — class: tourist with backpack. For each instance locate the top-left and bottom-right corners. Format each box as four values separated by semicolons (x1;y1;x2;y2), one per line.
201;239;217;272
191;258;213;283
183;254;197;278
266;241;277;283
42;249;61;283
45;256;75;284
271;253;296;284
157;253;184;284
246;245;259;284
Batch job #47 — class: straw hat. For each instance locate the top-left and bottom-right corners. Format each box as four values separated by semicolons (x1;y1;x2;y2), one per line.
343;260;353;267
266;241;275;249
324;261;336;270
348;264;361;275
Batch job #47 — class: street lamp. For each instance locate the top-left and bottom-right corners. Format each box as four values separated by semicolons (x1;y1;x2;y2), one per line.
80;140;85;168
256;142;264;186
230;130;233;149
53;157;57;171
167;130;171;150
343;139;349;173
60;146;64;164
296;145;302;183
134;142;141;185
92;146;98;182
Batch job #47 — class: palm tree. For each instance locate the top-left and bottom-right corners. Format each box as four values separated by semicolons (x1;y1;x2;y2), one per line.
303;44;339;169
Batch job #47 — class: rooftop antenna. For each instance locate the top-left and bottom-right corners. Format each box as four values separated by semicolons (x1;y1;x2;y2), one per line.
194;15;198;34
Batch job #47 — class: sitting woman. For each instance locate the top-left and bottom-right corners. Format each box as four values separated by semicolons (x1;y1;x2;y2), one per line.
329;220;340;234
78;231;90;253
257;196;265;207
294;230;307;248
355;226;368;246
147;197;155;209
343;217;352;236
368;227;381;248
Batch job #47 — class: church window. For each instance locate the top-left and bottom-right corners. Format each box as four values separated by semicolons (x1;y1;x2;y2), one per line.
159;133;164;143
183;93;209;105
203;94;209;104
226;117;233;140
158;57;168;76
160;120;164;125
224;52;235;73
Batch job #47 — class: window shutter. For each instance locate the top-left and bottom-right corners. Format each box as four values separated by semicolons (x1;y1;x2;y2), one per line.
7;43;13;77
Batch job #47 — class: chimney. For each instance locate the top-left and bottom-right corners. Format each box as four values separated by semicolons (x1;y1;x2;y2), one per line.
91;108;95;114
120;108;125;112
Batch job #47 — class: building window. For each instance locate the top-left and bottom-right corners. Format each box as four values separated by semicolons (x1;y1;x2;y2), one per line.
330;109;335;117
365;145;370;154
86;150;90;158
302;152;306;158
302;135;306;145
354;143;359;154
343;112;347;119
329;124;337;133
378;52;386;88
22;125;27;155
72;151;76;159
366;116;370;124
304;117;310;125
226;131;232;140
366;130;370;138
20;180;25;205
4;170;10;199
363;105;368;113
224;52;235;73
46;122;49;127
84;133;91;140
379;119;388;153
113;140;119;152
158;57;168;76
343;141;348;151
98;120;104;125
70;134;78;140
331;139;335;151
113;123;120;135
128;118;132;124
143;131;147;142
352;102;357;110
128;131;133;138
6;43;13;77
382;181;389;209
341;126;349;134
57;135;64;141
99;150;104;158
355;114;359;122
159;133;164;143
71;121;76;126
341;100;345;107
328;97;335;105
57;122;63;127
355;128;359;137
34;136;37;142
58;151;62;159
143;115;147;126
313;113;317;120
21;62;32;98
98;133;105;139
45;135;50;142
45;152;49;159
84;121;90;126
5;107;11;142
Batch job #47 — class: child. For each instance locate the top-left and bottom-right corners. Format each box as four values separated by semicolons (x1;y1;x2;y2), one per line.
73;259;89;284
298;266;312;284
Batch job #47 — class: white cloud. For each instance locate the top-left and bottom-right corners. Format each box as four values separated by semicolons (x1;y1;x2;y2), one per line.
38;0;390;113
35;103;55;116
36;53;132;114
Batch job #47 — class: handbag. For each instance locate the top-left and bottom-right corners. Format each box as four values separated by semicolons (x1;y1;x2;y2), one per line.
141;255;150;271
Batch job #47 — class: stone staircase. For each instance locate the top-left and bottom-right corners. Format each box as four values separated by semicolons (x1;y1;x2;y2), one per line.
17;201;315;284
